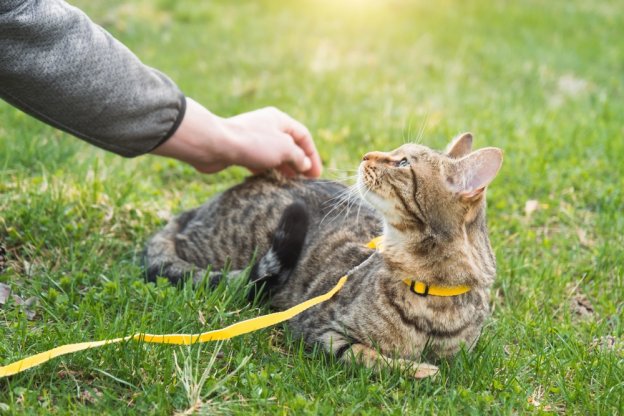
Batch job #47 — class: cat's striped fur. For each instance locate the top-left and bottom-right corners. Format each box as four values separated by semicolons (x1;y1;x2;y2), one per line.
145;133;503;378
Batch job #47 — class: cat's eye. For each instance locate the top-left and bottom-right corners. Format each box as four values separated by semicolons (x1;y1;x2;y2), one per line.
396;157;410;168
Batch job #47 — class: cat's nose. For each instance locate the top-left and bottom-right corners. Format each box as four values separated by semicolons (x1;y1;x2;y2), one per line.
362;152;384;162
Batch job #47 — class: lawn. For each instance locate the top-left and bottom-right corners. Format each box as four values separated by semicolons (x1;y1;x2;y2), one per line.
1;0;623;414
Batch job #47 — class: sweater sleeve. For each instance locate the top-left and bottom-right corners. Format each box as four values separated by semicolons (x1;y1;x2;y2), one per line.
0;0;186;157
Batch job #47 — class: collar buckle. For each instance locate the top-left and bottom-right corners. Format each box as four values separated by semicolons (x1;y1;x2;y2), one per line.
409;281;430;297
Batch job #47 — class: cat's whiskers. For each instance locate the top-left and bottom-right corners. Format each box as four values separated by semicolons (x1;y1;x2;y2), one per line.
325;167;359;173
320;183;364;225
402;116;415;145
355;185;372;225
324;178;364;202
324;169;360;184
325;176;359;184
320;186;357;224
333;186;361;224
343;181;369;224
414;112;429;145
325;169;358;180
341;185;361;223
323;186;356;205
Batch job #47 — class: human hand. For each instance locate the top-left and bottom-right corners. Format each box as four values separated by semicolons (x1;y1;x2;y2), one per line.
151;98;322;178
222;107;322;178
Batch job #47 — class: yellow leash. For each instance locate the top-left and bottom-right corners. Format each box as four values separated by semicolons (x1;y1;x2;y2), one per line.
1;235;470;378
0;275;347;378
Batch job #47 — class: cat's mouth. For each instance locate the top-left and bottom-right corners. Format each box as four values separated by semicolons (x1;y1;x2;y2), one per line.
358;162;384;189
357;163;392;212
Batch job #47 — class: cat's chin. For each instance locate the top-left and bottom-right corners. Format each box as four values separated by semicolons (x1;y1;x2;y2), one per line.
356;173;387;212
357;183;396;220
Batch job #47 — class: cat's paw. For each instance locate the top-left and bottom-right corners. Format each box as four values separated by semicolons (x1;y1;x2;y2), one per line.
411;363;439;379
397;360;439;379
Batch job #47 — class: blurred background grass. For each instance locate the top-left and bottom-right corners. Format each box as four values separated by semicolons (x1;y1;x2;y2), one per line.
1;0;622;414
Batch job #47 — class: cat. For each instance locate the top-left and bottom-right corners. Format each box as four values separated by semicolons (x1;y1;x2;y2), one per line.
144;133;503;378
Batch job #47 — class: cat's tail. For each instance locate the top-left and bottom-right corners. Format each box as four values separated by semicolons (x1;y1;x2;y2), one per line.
247;201;309;302
144;209;211;285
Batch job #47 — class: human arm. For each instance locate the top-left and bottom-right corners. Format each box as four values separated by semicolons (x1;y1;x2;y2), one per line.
0;0;184;157
151;99;322;177
0;0;322;177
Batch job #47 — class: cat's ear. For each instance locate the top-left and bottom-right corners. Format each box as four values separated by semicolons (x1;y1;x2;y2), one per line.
453;147;503;201
446;132;473;159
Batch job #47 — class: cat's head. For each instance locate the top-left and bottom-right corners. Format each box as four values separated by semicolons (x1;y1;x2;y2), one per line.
358;133;502;285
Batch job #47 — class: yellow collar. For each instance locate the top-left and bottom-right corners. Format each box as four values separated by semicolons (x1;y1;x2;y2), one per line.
401;279;470;297
367;236;471;298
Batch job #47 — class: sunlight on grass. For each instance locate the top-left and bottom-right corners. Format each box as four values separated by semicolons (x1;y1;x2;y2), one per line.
1;0;623;413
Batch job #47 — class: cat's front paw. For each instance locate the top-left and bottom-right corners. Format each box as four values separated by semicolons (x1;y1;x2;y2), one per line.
343;344;439;379
412;363;439;379
397;360;439;379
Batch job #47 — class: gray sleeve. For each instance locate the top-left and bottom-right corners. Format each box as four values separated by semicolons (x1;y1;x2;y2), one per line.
0;0;186;157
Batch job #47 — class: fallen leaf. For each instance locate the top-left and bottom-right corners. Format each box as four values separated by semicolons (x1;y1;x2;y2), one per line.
558;74;589;97
10;294;39;320
11;293;24;306
570;293;595;319
13;387;27;405
527;385;543;407
591;335;623;354
576;228;595;248
22;260;32;276
0;283;10;305
524;200;540;217
156;209;172;220
198;310;206;326
79;388;102;404
22;296;38;320
57;369;83;379
0;244;6;272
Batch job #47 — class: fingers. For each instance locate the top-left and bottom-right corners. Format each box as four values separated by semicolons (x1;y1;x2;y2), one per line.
278;112;323;178
223;106;323;178
279;133;312;174
275;163;298;178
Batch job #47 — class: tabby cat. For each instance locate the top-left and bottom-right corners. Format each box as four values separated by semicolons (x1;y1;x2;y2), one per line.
145;133;503;378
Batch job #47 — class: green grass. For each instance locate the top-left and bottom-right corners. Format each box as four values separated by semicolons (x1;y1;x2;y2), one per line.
1;0;623;413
